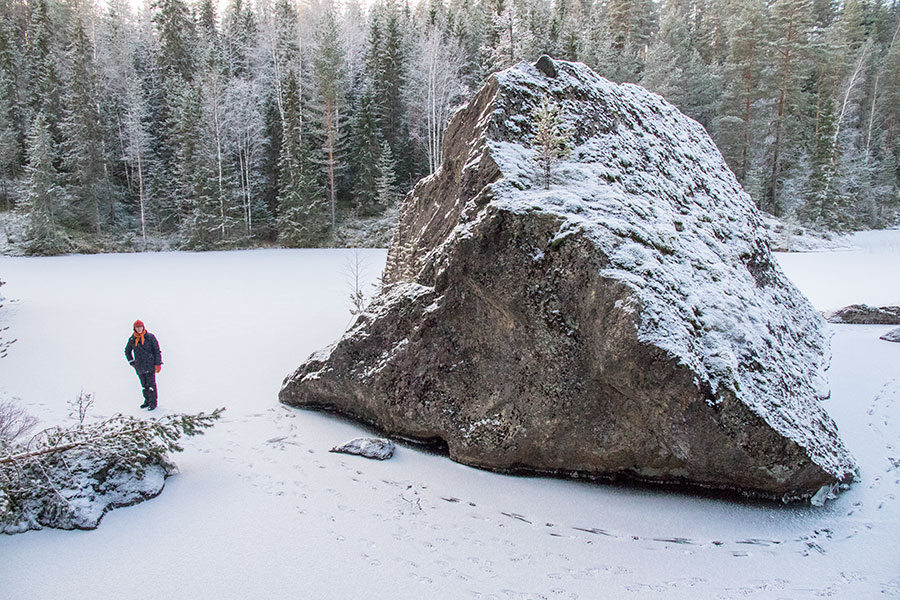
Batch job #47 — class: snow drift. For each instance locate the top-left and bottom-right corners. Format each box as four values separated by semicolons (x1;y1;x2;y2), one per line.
280;56;858;501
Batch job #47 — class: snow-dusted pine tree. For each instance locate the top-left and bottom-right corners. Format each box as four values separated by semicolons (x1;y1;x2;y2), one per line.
0;70;18;210
312;2;347;231
375;139;397;208
60;12;107;234
530;94;571;189
349;85;383;215
277;71;328;246
24;112;65;254
713;0;765;187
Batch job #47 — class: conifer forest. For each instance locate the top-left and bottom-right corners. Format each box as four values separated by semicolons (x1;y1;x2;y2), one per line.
0;0;898;254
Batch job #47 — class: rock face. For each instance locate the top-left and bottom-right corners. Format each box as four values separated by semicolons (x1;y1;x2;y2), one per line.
281;57;858;501
825;304;900;325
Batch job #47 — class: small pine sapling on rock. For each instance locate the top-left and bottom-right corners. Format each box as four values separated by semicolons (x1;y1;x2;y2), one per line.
345;249;368;316
531;95;572;189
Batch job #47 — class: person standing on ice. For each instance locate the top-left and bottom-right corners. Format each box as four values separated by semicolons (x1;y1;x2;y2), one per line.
125;319;163;410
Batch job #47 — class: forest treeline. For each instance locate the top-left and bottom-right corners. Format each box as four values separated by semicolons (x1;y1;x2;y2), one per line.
0;0;898;254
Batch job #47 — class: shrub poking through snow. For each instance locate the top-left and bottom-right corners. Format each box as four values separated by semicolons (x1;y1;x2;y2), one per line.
0;393;223;533
0;278;14;360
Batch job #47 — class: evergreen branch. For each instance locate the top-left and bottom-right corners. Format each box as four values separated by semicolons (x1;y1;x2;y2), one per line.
1;408;224;466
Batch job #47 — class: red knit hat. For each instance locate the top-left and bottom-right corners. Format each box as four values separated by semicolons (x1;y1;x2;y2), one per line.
133;320;145;330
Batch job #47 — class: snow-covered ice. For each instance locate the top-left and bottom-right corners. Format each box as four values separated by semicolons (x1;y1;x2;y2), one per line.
0;233;898;598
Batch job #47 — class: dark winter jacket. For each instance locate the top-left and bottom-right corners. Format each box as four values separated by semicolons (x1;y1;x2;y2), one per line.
125;332;162;374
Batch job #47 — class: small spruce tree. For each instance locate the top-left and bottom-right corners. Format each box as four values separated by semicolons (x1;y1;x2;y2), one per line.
24;112;66;255
375;140;397;209
349;86;383;216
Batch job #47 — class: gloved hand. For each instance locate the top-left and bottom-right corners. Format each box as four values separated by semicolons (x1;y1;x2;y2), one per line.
155;364;162;374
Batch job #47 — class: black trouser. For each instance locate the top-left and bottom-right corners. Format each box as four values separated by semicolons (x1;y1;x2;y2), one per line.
137;371;158;406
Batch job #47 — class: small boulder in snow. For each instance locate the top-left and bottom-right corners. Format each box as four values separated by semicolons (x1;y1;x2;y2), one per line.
880;327;900;343
825;304;900;324
330;437;395;460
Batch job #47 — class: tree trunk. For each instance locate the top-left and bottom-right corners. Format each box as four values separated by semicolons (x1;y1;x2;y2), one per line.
272;47;287;133
866;22;900;162
242;131;252;236
739;21;758;184
767;8;796;216
214;94;225;240
137;149;146;247
428;55;438;174
327;99;337;230
833;42;870;154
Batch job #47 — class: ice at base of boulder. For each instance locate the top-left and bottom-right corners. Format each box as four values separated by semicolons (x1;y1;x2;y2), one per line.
810;482;844;507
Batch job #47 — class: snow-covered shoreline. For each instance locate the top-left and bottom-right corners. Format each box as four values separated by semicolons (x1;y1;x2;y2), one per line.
0;235;898;598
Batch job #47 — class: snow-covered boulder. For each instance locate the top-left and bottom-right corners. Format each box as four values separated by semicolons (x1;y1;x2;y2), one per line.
881;327;900;343
824;304;900;325
330;437;396;460
281;57;857;502
1;448;169;534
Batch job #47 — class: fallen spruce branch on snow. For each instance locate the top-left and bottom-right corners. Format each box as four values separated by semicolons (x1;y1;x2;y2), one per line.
0;394;223;534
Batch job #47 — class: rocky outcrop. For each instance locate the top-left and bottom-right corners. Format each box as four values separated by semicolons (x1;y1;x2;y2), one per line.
330;438;396;460
1;449;168;534
881;327;900;343
824;304;900;325
280;57;857;502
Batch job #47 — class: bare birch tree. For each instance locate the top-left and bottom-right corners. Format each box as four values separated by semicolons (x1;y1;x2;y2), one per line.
407;27;466;175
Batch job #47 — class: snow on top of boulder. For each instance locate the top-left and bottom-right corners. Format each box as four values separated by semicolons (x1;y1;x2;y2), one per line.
455;58;849;478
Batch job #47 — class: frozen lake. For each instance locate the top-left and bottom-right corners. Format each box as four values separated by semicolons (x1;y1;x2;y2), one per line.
0;233;898;599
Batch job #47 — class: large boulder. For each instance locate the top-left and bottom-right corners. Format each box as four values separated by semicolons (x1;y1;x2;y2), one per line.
281;57;857;502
